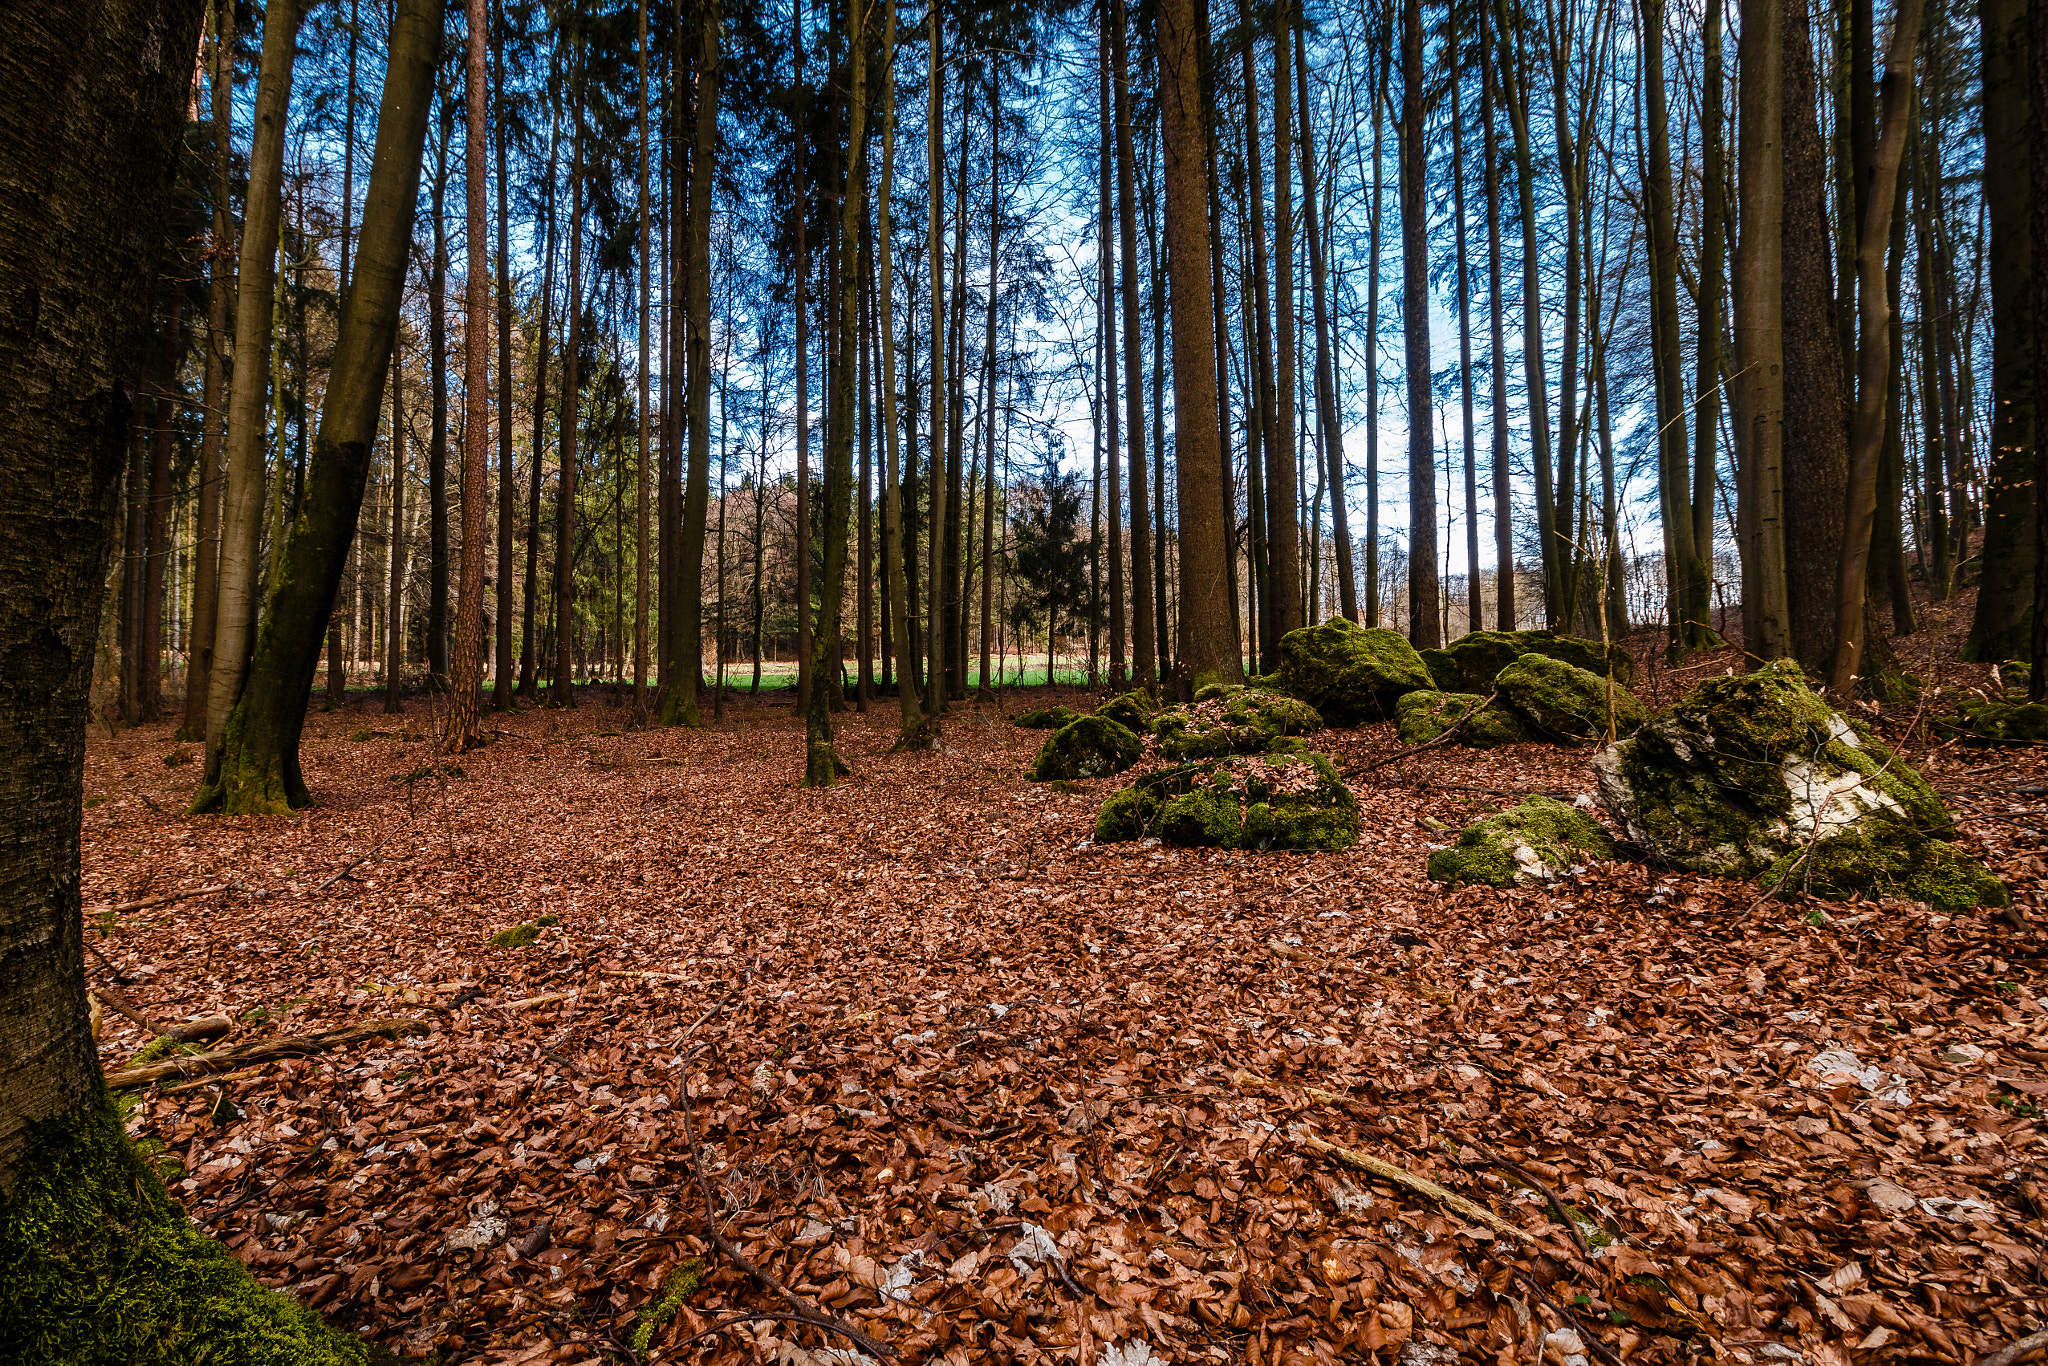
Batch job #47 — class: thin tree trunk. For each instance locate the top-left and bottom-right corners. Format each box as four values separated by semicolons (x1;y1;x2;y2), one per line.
878;0;920;739
1400;0;1439;647
794;0;812;711
1266;0;1302;644
630;0;651;722
384;345;408;712
1494;0;1554;626
141;286;181;721
978;67;1001;698
444;0;493;750
1641;0;1698;653
493;0;514;708
1691;0;1725;645
552;51;584;709
194;0;440;812
1449;21;1479;635
200;0;301;786
665;0;717;725
1243;30;1279;663
522;109;558;696
427;97;452;689
326;0;360;708
185;0;234;741
1111;0;1155;688
924;1;947;716
1481;0;1513;630
1733;0;1791;660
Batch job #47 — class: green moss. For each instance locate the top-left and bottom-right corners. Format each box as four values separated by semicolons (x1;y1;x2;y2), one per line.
1027;715;1143;782
1011;706;1082;730
1268;617;1435;724
1760;815;2009;909
1394;691;1529;748
533;914;560;927
1426;630;1637;693
632;1258;707;1353
1151;687;1324;760
1495;653;1648;745
122;1036;202;1070
1942;697;2048;744
0;1092;369;1365
1093;750;1359;851
2000;660;2032;700
1596;661;1955;878
1094;689;1160;732
488;923;540;949
1427;795;1618;887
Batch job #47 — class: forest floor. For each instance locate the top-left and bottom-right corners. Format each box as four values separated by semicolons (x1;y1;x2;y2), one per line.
86;605;2045;1366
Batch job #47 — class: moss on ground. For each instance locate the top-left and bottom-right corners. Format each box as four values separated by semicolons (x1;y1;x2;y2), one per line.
489;923;540;948
1028;715;1143;782
1093;750;1359;851
1496;653;1648;745
0;1092;369;1365
1394;691;1529;748
1595;660;1957;880
1094;689;1160;733
1010;706;1082;730
1268;617;1434;724
1152;687;1324;760
1940;697;2048;744
1427;795;1618;887
1759;815;2009;909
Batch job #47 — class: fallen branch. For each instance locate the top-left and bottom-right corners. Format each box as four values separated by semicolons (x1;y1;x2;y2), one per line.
676;1044;895;1358
102;1017;428;1089
1291;1128;1538;1248
504;991;577;1010
94;882;232;916
1974;1329;2048;1366
315;824;406;892
90;985;160;1037
1341;692;1502;779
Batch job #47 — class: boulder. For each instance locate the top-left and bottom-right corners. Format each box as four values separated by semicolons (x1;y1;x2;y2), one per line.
1268;617;1434;724
1938;697;2048;744
1496;653;1648;745
1152;687;1324;760
1027;715;1142;782
1594;662;2004;905
1094;750;1359;852
1759;817;2010;910
1011;706;1081;730
1095;687;1161;733
1427;795;1617;887
1425;629;1636;694
1394;691;1529;748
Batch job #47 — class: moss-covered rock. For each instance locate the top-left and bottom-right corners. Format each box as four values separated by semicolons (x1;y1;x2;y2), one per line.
0;1096;369;1364
1939;697;2048;743
1094;750;1359;851
1759;814;2009;909
1095;688;1161;733
1593;661;1963;884
1496;653;1649;744
1152;687;1324;760
1028;714;1143;782
2000;660;2032;700
1268;617;1435;724
1425;629;1637;694
1427;795;1618;887
1011;705;1082;730
1394;690;1530;748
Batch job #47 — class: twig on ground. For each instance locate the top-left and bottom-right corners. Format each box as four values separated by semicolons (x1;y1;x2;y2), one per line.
89;984;160;1037
316;823;406;892
1510;1265;1627;1366
199;1124;338;1227
93;882;232;916
1459;1138;1593;1261
1341;692;1502;779
1972;1327;2048;1366
103;1017;429;1089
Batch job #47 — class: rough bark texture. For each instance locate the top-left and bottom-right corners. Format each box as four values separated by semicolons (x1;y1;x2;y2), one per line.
1969;0;2036;661
1111;0;1155;688
1267;0;1303;645
192;0;440;814
1400;0;1439;647
445;0;493;751
183;0;234;742
1734;0;1790;661
0;0;206;1184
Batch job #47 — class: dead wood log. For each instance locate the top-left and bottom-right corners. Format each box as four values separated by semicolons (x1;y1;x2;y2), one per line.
102;1017;429;1089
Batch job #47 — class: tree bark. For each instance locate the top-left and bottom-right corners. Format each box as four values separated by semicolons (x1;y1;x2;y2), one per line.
1400;0;1439;647
1734;0;1791;661
1640;0;1698;654
444;0;493;750
493;0;514;709
1691;0;1725;645
190;0;439;813
1111;0;1155;688
384;344;408;712
184;0;233;742
199;0;301;787
141;285;181;721
924;2;946;716
631;0;652;722
427;96;452;690
1481;0;1514;630
1295;27;1355;624
552;51;584;709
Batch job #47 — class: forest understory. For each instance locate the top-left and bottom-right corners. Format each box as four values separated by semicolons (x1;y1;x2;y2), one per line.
86;600;2045;1366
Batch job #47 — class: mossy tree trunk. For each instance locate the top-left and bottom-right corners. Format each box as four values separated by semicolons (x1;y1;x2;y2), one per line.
191;0;442;815
0;0;205;1181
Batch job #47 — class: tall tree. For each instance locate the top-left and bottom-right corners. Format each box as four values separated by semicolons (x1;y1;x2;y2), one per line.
1733;0;1791;660
1111;0;1156;688
199;0;302;789
183;0;235;741
445;0;495;751
925;0;947;716
427;92;453;688
493;0;515;709
552;34;585;709
631;0;652;722
1640;0;1699;653
1481;0;1513;629
1268;0;1303;641
1296;25;1356;622
1399;0;1439;646
1690;0;1724;644
191;0;442;814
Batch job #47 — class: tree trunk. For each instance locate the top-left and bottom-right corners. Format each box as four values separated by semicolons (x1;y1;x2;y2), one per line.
1481;0;1513;630
1733;0;1791;661
522;109;558;697
2031;0;2048;698
1242;30;1279;664
191;0;439;814
924;2;947;716
794;0;812;711
631;0;651;721
1641;0;1698;654
444;0;492;750
326;0;360;710
1494;0;1554;627
1266;0;1302;644
184;0;234;742
427;97;452;690
1449;21;1479;635
200;0;301;786
805;0;866;785
1400;0;1439;647
979;65;1001;698
493;0;514;708
1294;27;1354;623
877;0;920;739
552;60;584;709
1967;0;2035;661
384;344;408;712
1111;0;1155;689
1691;0;1725;645
141;286;181;721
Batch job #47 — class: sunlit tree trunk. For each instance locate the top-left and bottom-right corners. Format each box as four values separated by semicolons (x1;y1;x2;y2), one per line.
1400;0;1439;647
1296;26;1355;623
444;0;493;750
1733;0;1791;660
183;0;234;742
1111;0;1155;688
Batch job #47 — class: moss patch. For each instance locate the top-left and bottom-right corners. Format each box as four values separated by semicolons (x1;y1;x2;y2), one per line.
1760;815;2008;909
1496;653;1648;745
1027;715;1143;782
1094;688;1161;733
1427;629;1636;693
489;923;541;949
1152;687;1324;760
1268;617;1435;724
1427;795;1618;887
1093;751;1359;851
1011;706;1082;730
0;1092;369;1365
1939;698;2048;744
1595;661;1955;878
1394;691;1529;748
632;1257;707;1353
